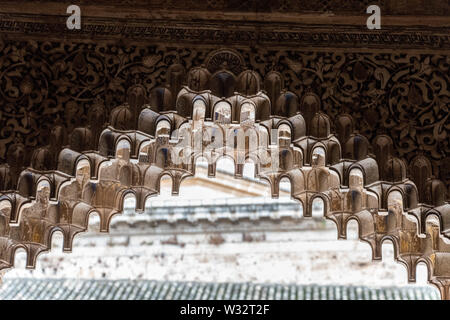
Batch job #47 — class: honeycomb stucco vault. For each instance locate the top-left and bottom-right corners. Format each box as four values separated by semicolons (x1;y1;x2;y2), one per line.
0;2;449;299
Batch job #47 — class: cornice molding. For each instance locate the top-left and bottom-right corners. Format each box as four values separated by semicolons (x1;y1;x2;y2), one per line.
3;0;450;16
0;15;449;50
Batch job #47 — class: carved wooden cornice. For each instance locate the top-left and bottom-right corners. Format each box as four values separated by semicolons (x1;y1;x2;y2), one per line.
4;0;450;16
0;1;449;49
0;17;448;50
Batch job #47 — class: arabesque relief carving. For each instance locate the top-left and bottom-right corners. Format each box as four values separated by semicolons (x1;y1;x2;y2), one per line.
0;48;449;299
0;45;447;187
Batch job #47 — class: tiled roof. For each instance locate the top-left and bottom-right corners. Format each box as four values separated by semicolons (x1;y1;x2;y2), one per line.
0;279;439;300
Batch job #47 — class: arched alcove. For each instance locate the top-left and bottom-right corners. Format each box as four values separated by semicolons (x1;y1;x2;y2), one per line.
213;101;232;124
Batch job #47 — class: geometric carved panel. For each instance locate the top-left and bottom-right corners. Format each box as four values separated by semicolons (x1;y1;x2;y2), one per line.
0;44;448;189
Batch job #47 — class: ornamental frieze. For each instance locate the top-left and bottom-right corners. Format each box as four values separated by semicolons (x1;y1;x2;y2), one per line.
0;61;449;297
0;18;448;49
6;0;450;15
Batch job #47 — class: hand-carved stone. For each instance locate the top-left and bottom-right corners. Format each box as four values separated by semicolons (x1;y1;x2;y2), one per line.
0;57;448;297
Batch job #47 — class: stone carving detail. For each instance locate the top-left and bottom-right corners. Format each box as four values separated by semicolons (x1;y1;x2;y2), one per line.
0;58;449;299
0;43;447;189
205;49;245;75
8;0;450;15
